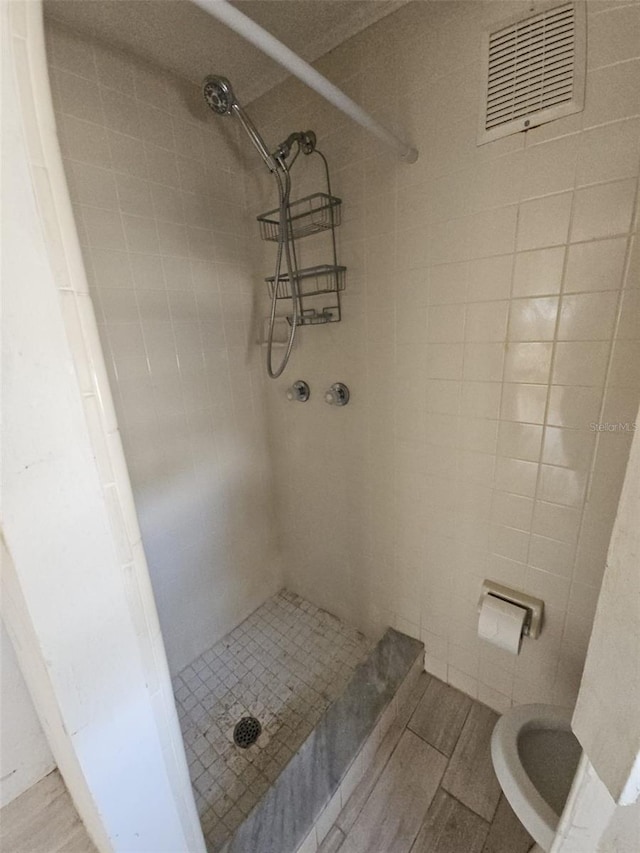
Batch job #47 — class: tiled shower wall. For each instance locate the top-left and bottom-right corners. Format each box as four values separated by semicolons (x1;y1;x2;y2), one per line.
248;0;640;711
44;19;282;673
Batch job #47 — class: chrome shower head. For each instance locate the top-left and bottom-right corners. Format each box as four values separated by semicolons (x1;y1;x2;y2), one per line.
203;75;236;115
202;74;279;173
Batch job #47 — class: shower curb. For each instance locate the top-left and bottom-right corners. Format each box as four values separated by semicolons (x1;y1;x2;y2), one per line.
219;628;424;853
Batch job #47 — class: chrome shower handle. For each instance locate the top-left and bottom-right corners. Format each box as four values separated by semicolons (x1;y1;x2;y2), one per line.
324;383;349;406
287;380;310;402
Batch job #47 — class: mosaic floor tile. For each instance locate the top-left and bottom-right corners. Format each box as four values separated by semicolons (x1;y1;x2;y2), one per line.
173;590;373;851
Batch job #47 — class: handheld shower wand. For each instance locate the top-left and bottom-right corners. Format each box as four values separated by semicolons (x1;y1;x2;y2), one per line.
202;74;310;378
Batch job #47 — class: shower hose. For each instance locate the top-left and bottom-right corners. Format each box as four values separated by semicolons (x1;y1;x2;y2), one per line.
266;160;300;379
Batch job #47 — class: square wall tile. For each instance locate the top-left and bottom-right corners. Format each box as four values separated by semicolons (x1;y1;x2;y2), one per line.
122;214;160;255
60;114;112;168
491;524;530;563
504;342;552;384
608;340;640;389
115;174;153;217
93;41;135;95
466;205;518;258
557;292;618;341
130;254;165;289
564;237;627;293
542;427;596;471
467;255;513;302
525;567;571;612
460;382;501;419
55;69;102;123
539;464;587;508
552;342;610;386
521;135;578;201
427;304;465;342
68;161;119;209
570;180;636;242
587;5;640;71
582;60;640;129
491;491;534;532
458;417;499;454
426;344;464;379
576;119;640;187
463;343;505;381
81;205;126;251
100;88;141;138
517;193;572;252
428;262;468;305
98;287;139;323
47;22;98;79
426;380;460;415
90;248;133;290
108;131;149;179
495;457;539;497
508;297;559;341
513;247;565;297
532;501;581;544
497;421;543;463
500;383;547;425
547;385;603;429
465;301;509;341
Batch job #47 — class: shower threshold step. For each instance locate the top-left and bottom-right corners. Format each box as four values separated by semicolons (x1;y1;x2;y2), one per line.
220;627;424;853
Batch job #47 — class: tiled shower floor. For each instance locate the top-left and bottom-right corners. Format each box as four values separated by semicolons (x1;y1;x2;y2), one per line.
172;590;374;851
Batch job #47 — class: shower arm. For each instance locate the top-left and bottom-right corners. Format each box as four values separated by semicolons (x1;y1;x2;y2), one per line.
193;0;419;164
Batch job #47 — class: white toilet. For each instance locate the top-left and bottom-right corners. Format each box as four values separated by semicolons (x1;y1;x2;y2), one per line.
491;704;582;853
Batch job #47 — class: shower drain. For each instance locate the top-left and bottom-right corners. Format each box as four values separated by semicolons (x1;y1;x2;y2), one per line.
233;716;262;749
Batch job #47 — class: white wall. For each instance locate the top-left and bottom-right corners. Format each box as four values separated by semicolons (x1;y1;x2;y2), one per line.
599;799;640;852
248;0;640;712
573;397;640;803
3;2;203;848
552;399;640;851
43;18;283;673
551;756;640;852
0;620;55;807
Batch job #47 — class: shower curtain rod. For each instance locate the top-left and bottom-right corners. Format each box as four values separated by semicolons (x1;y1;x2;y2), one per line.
192;0;419;163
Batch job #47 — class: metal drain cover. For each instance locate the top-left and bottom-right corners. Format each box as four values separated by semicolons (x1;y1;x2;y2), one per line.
233;716;262;749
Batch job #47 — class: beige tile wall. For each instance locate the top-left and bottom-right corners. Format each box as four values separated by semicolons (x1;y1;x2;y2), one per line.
248;0;640;711
46;0;639;712
44;19;283;673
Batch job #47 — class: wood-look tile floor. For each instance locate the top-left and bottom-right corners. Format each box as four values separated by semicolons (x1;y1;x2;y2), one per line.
320;673;536;853
0;770;97;853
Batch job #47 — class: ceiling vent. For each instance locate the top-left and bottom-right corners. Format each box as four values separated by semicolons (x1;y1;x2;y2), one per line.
478;1;586;145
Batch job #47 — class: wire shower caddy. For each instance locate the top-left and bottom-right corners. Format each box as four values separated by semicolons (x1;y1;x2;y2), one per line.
257;152;345;327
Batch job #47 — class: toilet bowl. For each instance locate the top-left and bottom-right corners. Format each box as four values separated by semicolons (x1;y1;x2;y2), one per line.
491;704;582;853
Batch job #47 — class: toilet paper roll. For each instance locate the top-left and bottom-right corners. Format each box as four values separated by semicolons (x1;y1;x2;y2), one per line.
478;594;527;654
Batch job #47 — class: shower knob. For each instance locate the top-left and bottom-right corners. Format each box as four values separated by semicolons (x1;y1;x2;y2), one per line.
325;383;350;406
286;380;310;402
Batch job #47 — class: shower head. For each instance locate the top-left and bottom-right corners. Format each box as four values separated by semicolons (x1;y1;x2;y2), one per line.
203;75;236;115
202;74;278;173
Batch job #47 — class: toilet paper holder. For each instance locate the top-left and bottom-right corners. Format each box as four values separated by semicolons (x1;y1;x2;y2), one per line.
478;581;544;639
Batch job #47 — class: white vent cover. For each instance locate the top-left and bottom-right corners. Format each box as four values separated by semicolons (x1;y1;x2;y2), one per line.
478;1;586;144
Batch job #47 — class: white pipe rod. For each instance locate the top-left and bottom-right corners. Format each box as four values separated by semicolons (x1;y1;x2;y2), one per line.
192;0;419;163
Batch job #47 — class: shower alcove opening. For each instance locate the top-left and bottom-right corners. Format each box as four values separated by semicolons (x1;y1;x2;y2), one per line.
40;4;427;851
35;0;640;850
